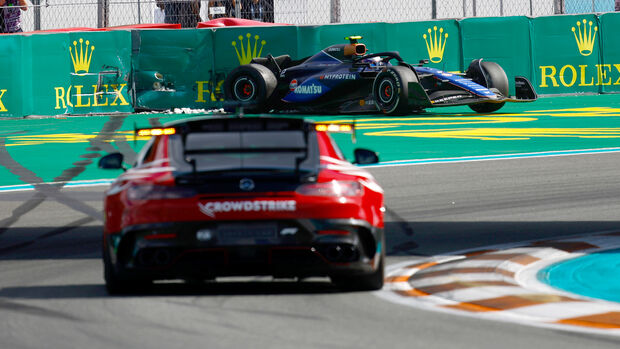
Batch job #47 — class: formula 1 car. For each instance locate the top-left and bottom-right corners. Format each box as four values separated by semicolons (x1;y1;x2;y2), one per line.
98;116;385;294
224;36;537;114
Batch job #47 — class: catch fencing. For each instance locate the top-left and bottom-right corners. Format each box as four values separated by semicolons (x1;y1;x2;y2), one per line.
5;0;619;32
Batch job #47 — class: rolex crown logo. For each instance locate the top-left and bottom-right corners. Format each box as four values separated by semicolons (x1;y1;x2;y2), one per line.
232;33;266;65
423;26;448;63
69;38;95;76
572;19;597;57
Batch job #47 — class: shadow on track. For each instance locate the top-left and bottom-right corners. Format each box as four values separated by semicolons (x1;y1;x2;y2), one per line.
384;220;620;256
2;221;620;260
0;280;340;300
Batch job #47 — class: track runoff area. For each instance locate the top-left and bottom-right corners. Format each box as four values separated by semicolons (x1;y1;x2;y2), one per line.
2;94;620;334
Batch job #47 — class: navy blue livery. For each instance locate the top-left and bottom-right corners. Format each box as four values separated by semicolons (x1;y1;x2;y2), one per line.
223;36;537;115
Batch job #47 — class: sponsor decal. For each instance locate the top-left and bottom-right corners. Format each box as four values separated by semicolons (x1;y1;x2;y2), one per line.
0;89;7;112
326;47;341;52
573;19;597;57
195;80;225;102
538;19;620;88
321;73;357;80
280;227;298;236
239;178;255;191
423;26;448;63
294;83;322;94
232;33;266;65
432;94;472;104
198;200;297;218
54;38;130;110
289;79;298;91
70;38;94;76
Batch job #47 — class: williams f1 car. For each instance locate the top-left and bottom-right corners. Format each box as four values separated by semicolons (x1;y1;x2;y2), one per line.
224;36;537;114
98;117;385;294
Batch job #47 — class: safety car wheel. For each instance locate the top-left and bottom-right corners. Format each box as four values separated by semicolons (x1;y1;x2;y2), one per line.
103;244;150;295
466;60;509;113
331;239;385;291
372;66;417;115
224;63;277;113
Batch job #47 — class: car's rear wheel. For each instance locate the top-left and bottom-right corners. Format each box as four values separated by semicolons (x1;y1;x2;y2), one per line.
103;244;150;295
373;66;417;115
224;63;277;113
331;240;385;291
466;60;509;113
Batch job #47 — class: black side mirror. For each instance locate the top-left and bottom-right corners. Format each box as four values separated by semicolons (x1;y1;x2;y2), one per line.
98;153;125;170
354;148;379;165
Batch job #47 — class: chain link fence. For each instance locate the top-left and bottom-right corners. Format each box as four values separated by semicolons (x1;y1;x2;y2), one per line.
3;0;619;33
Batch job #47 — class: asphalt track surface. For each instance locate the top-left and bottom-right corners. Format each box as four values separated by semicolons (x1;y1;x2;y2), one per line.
2;153;620;348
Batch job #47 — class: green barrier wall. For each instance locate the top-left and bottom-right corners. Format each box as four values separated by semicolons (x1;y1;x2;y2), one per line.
532;14;601;94
460;16;532;96
2;12;620;117
1;31;133;118
133;29;215;110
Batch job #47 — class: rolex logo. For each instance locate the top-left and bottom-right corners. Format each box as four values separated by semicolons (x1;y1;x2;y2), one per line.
572;19;597;57
232;33;266;65
69;38;95;76
423;26;448;63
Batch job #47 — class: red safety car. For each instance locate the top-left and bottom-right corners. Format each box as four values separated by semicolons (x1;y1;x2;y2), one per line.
98;116;385;294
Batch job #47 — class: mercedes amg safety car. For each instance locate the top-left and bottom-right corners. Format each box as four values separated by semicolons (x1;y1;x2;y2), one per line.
98;116;385;294
224;36;537;115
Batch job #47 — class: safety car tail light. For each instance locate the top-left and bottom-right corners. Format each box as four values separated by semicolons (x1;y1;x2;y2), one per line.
295;180;363;197
127;184;196;201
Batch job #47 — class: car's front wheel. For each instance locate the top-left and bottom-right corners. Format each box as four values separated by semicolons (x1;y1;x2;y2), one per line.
224;63;277;113
373;66;417;115
466;60;509;113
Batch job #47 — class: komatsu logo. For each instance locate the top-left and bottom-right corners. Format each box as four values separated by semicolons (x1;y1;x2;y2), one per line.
294;84;322;94
198;200;296;218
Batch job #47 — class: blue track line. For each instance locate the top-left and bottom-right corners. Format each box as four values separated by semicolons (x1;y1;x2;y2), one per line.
0;179;115;193
361;147;620;168
3;147;620;193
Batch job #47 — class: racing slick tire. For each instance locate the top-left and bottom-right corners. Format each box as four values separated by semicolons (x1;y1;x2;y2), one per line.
466;60;509;113
224;63;277;113
373;66;417;115
103;244;150;295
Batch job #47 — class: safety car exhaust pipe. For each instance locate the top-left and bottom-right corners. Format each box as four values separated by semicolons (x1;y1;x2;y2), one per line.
323;244;359;263
154;248;172;265
137;248;172;266
326;245;343;262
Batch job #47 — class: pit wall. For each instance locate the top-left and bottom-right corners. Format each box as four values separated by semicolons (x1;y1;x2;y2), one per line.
1;13;619;117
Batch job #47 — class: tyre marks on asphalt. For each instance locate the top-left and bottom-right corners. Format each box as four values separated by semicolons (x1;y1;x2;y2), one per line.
378;232;620;335
0;115;138;253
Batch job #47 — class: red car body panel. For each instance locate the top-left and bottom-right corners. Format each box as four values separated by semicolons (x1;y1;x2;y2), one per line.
101;117;385;288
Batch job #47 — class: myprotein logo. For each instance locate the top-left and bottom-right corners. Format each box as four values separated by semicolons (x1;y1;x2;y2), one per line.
423;26;448;63
55;37;130;110
321;73;356;80
538;19;620;89
232;33;266;65
198;200;296;218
